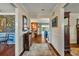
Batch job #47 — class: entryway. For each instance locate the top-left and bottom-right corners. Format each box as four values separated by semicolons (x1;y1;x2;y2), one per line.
0;3;16;56
22;18;58;56
64;3;79;56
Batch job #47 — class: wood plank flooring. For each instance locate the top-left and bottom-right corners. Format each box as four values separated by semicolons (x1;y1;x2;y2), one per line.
70;44;79;56
0;44;15;56
65;44;79;56
22;35;58;56
32;35;46;43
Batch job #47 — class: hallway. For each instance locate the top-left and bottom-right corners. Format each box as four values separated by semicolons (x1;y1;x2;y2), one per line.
22;35;57;56
0;3;64;56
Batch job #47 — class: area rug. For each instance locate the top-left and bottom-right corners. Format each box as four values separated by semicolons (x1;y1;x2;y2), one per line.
23;43;55;56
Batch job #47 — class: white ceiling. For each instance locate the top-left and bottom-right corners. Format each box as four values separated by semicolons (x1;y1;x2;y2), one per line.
22;3;57;18
31;18;49;23
0;3;15;13
65;3;79;13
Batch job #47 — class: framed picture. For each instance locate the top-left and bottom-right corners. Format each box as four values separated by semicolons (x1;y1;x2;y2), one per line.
0;16;6;32
6;15;15;32
0;15;15;32
52;16;58;27
22;15;28;31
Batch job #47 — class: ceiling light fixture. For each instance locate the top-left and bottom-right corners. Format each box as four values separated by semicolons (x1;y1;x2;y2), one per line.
0;10;2;12
41;9;45;11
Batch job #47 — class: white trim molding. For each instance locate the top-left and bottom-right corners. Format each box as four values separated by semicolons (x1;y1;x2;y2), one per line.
0;13;15;15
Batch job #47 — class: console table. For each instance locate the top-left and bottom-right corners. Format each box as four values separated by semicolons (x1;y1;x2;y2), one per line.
23;32;32;51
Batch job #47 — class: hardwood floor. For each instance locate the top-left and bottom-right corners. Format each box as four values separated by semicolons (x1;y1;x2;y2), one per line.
0;44;15;56
65;44;79;56
70;44;79;48
70;44;79;56
23;43;57;56
32;35;46;43
64;51;72;56
22;35;58;56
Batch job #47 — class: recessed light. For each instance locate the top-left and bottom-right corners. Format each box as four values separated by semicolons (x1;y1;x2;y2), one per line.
41;9;45;11
0;10;2;12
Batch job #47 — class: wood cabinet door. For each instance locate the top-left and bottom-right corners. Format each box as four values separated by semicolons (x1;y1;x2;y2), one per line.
23;33;29;51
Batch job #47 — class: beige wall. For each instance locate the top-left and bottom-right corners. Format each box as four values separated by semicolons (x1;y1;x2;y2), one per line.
15;4;30;56
49;4;64;56
15;3;65;56
70;13;79;43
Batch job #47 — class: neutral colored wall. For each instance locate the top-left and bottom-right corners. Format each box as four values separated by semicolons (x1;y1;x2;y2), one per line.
15;4;30;56
70;13;79;43
49;4;64;56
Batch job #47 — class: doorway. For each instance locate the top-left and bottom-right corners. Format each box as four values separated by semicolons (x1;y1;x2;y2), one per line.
0;15;15;56
0;3;16;56
41;24;49;42
64;3;79;56
31;22;49;43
